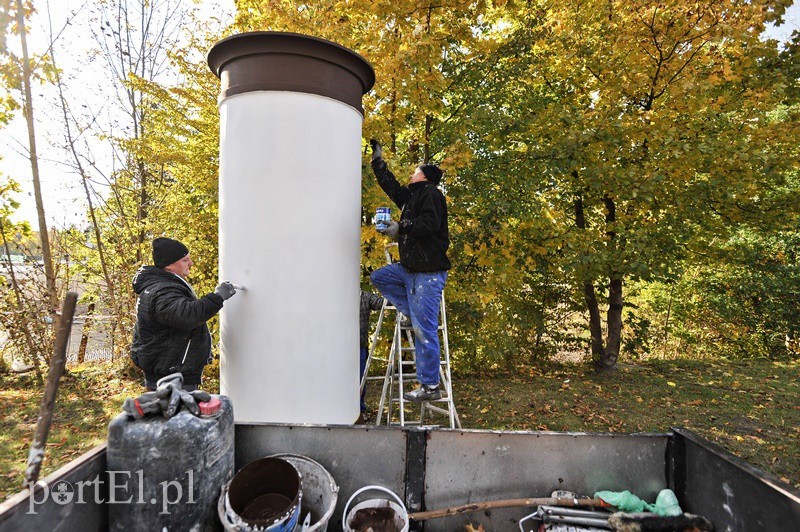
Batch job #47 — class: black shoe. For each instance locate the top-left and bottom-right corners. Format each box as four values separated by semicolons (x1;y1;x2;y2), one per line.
404;384;441;403
399;315;412;328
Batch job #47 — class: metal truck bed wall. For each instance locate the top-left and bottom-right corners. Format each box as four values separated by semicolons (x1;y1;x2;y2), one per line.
0;444;108;531
1;426;798;531
235;425;666;531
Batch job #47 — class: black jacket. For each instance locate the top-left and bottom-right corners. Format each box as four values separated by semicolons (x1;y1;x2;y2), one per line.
130;266;224;385
372;158;451;272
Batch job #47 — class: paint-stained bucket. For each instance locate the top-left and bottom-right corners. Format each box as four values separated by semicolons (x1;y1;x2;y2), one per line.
218;457;302;531
343;486;409;532
269;454;338;531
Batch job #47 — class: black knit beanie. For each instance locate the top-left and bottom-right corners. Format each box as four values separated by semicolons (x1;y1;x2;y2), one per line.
419;164;443;185
152;237;189;269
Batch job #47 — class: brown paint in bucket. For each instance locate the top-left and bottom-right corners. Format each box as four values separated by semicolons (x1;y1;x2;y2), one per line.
350;503;402;531
227;457;301;528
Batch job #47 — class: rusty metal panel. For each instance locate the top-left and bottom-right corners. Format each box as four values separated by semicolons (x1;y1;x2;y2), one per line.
423;430;668;532
672;428;800;532
0;444;108;532
235;423;408;529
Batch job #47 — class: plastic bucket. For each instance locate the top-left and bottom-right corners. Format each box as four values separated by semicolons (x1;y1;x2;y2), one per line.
218;457;302;531
269;454;338;532
343;486;409;532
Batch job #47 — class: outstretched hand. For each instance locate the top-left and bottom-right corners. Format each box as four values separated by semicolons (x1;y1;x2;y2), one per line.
215;281;236;301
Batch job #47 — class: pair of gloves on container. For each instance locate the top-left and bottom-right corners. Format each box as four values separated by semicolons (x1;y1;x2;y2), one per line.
369;139;400;240
123;373;210;420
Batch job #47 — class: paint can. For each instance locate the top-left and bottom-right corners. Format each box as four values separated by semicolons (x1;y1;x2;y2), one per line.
374;207;391;229
343;485;409;532
218;457;302;531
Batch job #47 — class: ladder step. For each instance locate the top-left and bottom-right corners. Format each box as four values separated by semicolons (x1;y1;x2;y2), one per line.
391;396;451;403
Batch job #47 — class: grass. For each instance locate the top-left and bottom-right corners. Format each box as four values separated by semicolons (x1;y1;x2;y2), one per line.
0;357;797;501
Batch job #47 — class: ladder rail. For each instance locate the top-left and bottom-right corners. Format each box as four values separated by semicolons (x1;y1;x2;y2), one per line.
361;298;390;395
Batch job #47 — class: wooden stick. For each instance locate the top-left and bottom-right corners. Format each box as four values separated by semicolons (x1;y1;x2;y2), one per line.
24;292;78;486
409;497;610;521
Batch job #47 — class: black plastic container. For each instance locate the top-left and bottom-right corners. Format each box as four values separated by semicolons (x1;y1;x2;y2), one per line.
106;395;234;531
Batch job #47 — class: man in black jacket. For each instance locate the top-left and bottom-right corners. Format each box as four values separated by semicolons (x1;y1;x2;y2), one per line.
131;237;237;391
368;139;451;403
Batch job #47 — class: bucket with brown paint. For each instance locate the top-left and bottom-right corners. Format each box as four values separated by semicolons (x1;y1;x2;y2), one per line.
343;486;409;532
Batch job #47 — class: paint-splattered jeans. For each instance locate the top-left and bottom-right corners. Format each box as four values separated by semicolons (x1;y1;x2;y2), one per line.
370;263;447;387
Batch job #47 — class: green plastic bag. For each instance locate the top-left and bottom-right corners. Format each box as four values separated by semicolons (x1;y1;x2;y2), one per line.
653;489;682;516
594;490;648;512
594;488;682;516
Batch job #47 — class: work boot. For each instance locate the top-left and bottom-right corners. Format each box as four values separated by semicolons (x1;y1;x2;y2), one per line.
404;384;441;403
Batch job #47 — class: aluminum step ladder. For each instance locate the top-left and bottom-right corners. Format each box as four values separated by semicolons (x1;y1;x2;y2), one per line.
360;244;460;428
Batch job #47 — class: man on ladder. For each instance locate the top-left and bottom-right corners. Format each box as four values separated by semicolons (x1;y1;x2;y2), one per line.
368;139;450;403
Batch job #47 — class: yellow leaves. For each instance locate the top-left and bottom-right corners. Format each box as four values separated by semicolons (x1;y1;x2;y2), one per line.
667;381;676;387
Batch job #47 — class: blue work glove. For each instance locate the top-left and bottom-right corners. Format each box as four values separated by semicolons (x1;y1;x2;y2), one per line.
215;281;236;301
369;138;383;161
377;219;399;240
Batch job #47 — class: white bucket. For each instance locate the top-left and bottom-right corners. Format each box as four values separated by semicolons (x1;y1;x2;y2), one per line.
342;486;409;532
269;454;338;532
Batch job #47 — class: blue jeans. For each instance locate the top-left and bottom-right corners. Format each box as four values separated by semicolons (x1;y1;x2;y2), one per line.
359;346;368;412
370;263;447;386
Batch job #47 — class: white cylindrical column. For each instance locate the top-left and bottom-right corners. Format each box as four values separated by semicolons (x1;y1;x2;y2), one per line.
208;32;374;424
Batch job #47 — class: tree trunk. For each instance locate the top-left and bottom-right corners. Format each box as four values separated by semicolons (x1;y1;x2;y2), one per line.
77;302;95;364
574;194;604;361
584;281;604;361
598;276;623;371
596;195;622;372
16;0;58;320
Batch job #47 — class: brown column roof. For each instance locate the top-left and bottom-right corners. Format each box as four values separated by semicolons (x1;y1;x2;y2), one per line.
207;32;375;114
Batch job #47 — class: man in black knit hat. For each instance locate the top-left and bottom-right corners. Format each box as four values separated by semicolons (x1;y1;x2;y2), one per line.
368;139;451;403
130;237;237;391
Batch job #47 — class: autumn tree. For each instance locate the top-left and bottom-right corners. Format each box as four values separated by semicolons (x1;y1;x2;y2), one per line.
456;0;799;371
2;0;59;319
46;0;190;356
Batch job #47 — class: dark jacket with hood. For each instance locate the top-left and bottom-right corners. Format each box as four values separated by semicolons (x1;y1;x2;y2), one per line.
130;266;224;385
372;157;451;272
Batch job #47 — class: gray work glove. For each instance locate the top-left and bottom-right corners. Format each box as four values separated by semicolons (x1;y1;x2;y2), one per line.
157;372;184;389
369;138;382;161
156;382;211;418
122;392;162;419
215;281;236;301
376;219;399;240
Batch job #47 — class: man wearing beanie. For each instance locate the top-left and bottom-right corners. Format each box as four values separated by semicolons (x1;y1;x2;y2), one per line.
368;139;451;403
130;237;238;391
